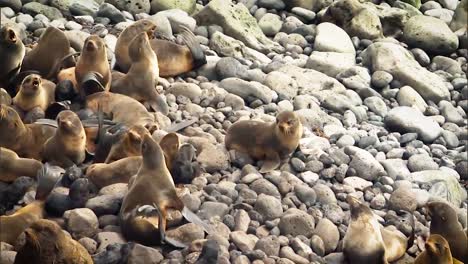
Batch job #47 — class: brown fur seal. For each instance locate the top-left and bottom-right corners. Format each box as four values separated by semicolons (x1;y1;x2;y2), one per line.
427;201;468;262
0;26;25;90
105;125;148;163
0;104;56;159
13;74;55;113
119;132;187;247
86;92;158;129
86;156;142;188
158;132;180;171
225;111;303;173
414;234;463;264
20;26;75;79
13;219;93;264
111;32;168;114
0;147;42;182
115;19;206;77
343;196;411;264
75;35;111;97
43;110;86;167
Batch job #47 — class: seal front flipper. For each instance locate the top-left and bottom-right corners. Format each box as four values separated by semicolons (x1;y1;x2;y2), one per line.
259;152;281;173
147;94;169;115
81;71;106;97
182;206;214;235
179;26;206;68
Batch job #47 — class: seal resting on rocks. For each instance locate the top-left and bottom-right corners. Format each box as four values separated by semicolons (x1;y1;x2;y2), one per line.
13;74;55;122
0;176;35;215
225;111;303;173
414;234;464;264
0;26;25;91
13;219;93;264
86;156;142;188
45;177;90;217
0;147;42;183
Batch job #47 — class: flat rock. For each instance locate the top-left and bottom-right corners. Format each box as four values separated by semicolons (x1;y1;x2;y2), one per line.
219;77;273;104
230;231;258;252
306;52;356;78
264;71;299;99
126;243;164;264
95;232;126;253
278;208;315;237
166;223;205;245
397;86;427;113
385;106;443;142
198;201;230;220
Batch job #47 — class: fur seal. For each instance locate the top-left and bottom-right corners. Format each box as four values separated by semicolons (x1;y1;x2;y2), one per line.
0;25;25;90
0;147;43;183
13;219;93;264
0;104;56;159
21;26;75;79
0;176;35;215
43;110;86;167
13;74;55;114
414;234;463;264
86;156;142;188
45;178;90;217
170;143;201;184
225;111;303;173
158;132;180;170
0;88;12;105
75;35;111;97
427;201;468;262
119;132;184;246
105;125;148;163
195;239;220;264
86;92;158;129
111;32;168;114
115;19;206;77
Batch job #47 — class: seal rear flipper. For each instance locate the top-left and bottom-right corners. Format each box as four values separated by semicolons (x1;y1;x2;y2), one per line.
81;71;106;97
182;206;214;235
35;163;64;200
165;118;198;133
179;26;206;69
259;153;280;173
148;94;169;115
45;101;71;120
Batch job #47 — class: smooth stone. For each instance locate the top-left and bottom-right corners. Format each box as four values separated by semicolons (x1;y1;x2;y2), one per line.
314;22;355;55
313;218;339;254
396;86;428;113
254;194;283;221
278;209;315;237
388;187;418;212
345;146;387;181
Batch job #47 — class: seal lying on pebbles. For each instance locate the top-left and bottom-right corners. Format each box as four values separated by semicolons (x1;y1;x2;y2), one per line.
170;143;201;184
13;219;93;264
427;201;468;262
75;35;111;97
13;74;55;117
0;147;42;183
105;125;148;163
115;19;206;77
0;104;56;160
225;110;303;173
86;156;142;188
45;177;90;216
414;234;464;264
343;196;412;263
0;25;25;91
111;32;168;115
42;110;86;167
0;176;35;215
20;26;75;80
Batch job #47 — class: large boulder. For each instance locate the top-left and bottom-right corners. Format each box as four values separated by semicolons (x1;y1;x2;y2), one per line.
195;0;284;53
361;42;450;103
210;32;271;65
403;15;459;54
150;0;196;14
22;2;63;20
105;0;151;15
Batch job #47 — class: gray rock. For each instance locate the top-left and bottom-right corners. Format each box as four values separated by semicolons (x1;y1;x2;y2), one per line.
254;194;283;220
250;178;281;198
345;146;387;181
147;13;173;39
439;101;465;126
85;194;121;216
431;56;463;76
0;251;16;264
313;183;337;204
106;0;150;15
343;176;373;190
403;15;458;54
22;2;63;20
165;223;205;245
196;0;284;53
408;169;467;206
0;0;21;12
441;130;459;148
150;0;196;14
425;8;454;24
157;9;196;32
258;13;283;36
291;7;316;21
310;235;326;256
97;3;126;23
388;187;418;211
278;208;315;237
314;22;355;55
197;144;229;173
280;246;310;264
397;86;427;113
370;194;386;209
385;106;443;142
78;237;97;255
380;159;411;179
364;96;387;117
255;236;281;256
449;0;467;32
126;243;164;264
210;32;271;64
264;71;298;99
230;231;258;252
336;135;355;148
234;209;250;232
361;42;450;103
199;201;229;220
258;0;286;9
313;218;339;254
371;70;393;89
63;208;99;239
50;0;99;16
64;30;90;51
219;78;273;104
408;154;439;172
294;185;317;206
306;52;355;78
169;83;202;101
215;57;248;80
95;232;126;253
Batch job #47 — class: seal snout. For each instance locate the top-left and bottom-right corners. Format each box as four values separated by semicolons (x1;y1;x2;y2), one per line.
85;39;98;51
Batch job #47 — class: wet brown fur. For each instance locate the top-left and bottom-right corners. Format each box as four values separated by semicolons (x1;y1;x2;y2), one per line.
0;147;42;182
13;74;55;112
414;234;463;264
86;156;142;188
0;26;25;89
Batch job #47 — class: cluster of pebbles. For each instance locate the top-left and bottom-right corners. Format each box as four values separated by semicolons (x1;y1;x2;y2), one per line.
0;0;467;263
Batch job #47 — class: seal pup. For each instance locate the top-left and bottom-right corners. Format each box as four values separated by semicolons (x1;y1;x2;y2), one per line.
111;32;168;114
414;234;463;264
225;111;303;173
20;26;75;79
13;74;55;115
115;19;206;77
195;239;220;264
86;156;142;188
427;201;468;262
159;132;180;170
0;104;56;159
0;25;25;91
0;176;35;215
170;143;201;184
42;110;86;167
0;147;43;183
45;177;90;217
13;219;93;264
75;35;111;97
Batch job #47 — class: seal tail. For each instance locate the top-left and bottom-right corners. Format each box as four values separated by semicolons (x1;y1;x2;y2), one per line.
178;26;206;68
35;163;64;201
